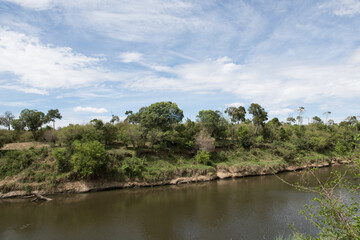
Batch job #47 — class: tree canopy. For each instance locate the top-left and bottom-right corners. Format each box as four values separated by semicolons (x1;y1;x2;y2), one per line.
248;103;268;134
0;111;15;131
225;106;246;124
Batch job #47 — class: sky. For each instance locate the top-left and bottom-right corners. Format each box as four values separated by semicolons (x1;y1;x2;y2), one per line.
0;0;360;127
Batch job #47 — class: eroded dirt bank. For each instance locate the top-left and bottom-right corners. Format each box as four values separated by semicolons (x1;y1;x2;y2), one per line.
0;158;351;199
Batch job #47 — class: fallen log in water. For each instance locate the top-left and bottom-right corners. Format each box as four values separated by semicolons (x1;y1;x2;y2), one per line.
30;193;53;202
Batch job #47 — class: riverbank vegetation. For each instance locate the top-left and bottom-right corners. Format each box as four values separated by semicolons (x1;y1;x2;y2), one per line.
0;102;359;194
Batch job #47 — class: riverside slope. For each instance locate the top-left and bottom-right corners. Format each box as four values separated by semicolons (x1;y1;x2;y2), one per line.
0;158;351;199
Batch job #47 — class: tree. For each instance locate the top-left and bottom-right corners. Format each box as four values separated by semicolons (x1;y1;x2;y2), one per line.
323;111;331;125
197;110;227;140
90;119;104;130
139;101;184;131
103;123;118;146
110;114;120;124
296;106;305;125
286;116;296;125
225;106;246;124
312;116;323;124
0;111;15;130
248;103;268;134
46;109;62;129
19;109;48;139
11;119;26;131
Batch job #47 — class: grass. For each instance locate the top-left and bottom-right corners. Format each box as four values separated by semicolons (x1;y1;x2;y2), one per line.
0;142;351;194
1;142;50;150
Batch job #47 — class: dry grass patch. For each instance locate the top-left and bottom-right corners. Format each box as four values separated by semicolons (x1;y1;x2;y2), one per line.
1;142;49;150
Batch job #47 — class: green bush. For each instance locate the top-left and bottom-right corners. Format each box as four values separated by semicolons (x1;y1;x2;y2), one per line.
121;157;145;178
237;125;252;148
195;151;212;165
309;136;328;152
0;150;35;178
70;140;107;179
335;141;348;156
52;148;71;173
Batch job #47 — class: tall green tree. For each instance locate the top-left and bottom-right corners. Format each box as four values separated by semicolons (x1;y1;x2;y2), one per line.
248;103;268;134
296;106;305;125
19;109;48;139
139;101;184;131
197;110;227;140
0;111;15;130
224;106;246;124
11;119;26;131
46;109;62;129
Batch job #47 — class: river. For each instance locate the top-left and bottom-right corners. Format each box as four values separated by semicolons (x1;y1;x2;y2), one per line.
0;166;352;240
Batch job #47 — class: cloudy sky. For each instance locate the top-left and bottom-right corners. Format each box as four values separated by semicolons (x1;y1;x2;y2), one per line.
1;0;360;127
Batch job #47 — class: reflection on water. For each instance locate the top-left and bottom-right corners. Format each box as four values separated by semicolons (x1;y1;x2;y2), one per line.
0;166;352;240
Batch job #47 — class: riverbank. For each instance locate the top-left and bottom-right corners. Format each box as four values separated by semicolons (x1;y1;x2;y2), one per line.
0;157;351;199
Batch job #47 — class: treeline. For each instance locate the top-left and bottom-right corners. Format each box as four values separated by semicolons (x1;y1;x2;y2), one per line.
0;101;359;181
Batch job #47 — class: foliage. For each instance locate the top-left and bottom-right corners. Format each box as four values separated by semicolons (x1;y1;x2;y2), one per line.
118;123;143;148
197;110;227;140
11;118;26;131
52;148;71;173
133;101;184;131
18;109;48;139
0;149;38;178
248;103;268;134
225;106;246;124
70;140;107;179
236;124;252;148
195;151;212;165
295;169;360;239
46;109;62;129
0;111;15;130
121;157;145;178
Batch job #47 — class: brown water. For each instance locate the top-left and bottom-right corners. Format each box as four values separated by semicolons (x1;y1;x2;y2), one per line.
0;166;349;240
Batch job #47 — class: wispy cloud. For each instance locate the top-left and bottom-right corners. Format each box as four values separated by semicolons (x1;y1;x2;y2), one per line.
4;0;54;10
320;0;360;16
118;52;143;63
0;84;48;95
122;50;360;111
225;102;245;108
0;27;116;91
73;106;108;113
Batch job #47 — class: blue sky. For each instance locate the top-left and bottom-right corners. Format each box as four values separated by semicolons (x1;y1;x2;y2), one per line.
1;0;360;127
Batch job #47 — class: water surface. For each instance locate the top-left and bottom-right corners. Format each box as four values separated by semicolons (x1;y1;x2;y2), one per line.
0;166;350;240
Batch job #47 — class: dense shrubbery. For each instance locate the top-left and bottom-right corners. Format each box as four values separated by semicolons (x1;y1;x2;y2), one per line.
1;102;360;187
70;140;107;179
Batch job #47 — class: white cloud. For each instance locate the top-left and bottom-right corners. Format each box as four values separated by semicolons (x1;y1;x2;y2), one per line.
320;0;360;16
73;106;108;113
225;102;245;108
0;100;30;107
269;108;294;116
122;50;360;112
0;84;48;95
119;52;143;63
0;27;116;92
4;0;54;10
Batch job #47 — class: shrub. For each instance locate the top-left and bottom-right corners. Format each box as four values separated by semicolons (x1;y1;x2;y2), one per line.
237;125;252;148
309;136;328;152
195;151;212;165
70;140;107;179
335;141;347;156
0;150;35;178
52;148;71;173
121;157;145;178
